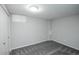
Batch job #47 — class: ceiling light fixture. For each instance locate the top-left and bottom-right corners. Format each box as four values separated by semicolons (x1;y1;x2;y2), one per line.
29;6;39;12
26;4;40;12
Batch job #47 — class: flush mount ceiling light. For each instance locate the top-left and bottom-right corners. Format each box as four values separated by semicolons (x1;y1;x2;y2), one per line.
26;4;41;12
29;6;39;12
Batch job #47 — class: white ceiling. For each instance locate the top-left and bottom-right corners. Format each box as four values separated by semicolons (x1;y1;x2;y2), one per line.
5;4;79;20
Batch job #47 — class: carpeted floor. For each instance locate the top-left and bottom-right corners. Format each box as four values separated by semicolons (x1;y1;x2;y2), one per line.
10;40;79;55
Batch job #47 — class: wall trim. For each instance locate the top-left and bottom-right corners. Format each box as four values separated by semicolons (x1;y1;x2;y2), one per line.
0;4;10;16
10;40;49;51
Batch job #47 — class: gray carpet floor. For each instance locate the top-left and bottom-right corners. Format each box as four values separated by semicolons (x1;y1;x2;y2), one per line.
10;41;79;55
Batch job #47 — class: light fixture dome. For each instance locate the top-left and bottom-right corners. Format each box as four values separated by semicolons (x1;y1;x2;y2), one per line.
29;6;39;12
26;4;41;12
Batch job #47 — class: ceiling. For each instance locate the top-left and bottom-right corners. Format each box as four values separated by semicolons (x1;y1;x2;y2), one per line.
5;4;79;20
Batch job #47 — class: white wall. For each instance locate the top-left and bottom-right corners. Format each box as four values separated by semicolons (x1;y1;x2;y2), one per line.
11;13;79;50
0;5;10;54
51;15;79;50
11;15;49;49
